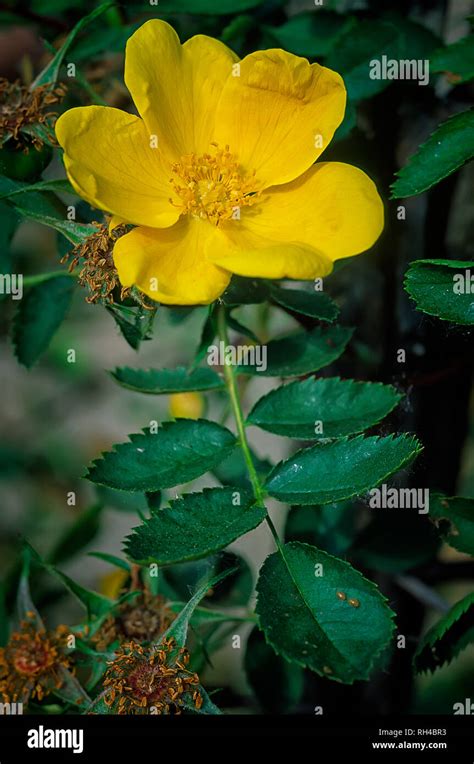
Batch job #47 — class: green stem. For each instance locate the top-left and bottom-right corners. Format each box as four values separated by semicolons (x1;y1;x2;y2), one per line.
216;303;282;552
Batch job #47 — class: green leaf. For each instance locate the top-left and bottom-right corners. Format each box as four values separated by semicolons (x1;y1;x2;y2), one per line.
238;325;353;377
213;447;272;490
414;592;474;673
429;494;474;555
9;201;97;243
256;542;395;683
161;552;253;608
391;109;474;198
0;177;75;200
325;20;403;101
124;487;265;565
222;275;270;306
265;434;422;505
106;302;156;351
191;305;217;368
47;568;114;621
227;312;260;344
270;284;339;323
47;504;103;565
285;502;356;556
245;625;304;713
247;377;402;439
12;274;75;368
431;35;474;84
352;513;439;573
87;552;131;572
110;365;224;395
404;258;474;324
31;2;114;88
267;11;354;57
160;567;238;648
168;602;252;627
153;0;263;14
86;419;237;492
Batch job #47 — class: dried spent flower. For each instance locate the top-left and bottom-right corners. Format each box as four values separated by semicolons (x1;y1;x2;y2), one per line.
0;620;71;704
102;637;202;715
91;591;174;652
61;221;134;304
0;78;66;150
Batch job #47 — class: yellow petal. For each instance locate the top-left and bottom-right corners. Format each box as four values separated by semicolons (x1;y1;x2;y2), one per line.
210;161;383;277
113;219;231;305
55;106;179;228
213;49;346;188
124;19;238;161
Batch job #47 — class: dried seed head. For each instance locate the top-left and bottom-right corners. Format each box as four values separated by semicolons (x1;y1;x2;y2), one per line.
0;620;72;705
102;637;201;715
0;78;66;150
91;591;174;652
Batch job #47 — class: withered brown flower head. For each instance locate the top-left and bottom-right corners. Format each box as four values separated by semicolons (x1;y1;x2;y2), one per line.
0;78;66;150
91;591;174;652
61;221;131;304
103;637;202;715
0;618;71;704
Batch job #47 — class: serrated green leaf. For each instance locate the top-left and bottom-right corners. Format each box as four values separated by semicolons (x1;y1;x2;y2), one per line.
124;487;265;565
270;284;339;323
12;274;75;368
404;258;474;324
110;365;224;394
106;302;156;350
245;625;304;713
431;35;474;84
429;494;474;555
414;592;474;673
237;325;352;377
31;2;114;88
247;377;402;439
256;542;395;683
265;434;422;505
391;109;474;197
86;419;237;492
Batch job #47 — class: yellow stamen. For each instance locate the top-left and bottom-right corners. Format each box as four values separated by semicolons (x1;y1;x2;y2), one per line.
169;143;260;225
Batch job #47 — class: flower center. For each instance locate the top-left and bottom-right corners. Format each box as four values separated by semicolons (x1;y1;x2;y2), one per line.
170;143;259;225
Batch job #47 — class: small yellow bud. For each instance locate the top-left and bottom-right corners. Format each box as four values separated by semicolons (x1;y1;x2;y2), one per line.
169;391;205;420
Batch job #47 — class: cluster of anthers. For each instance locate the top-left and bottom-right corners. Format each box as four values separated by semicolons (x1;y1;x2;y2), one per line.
91;591;175;652
102;637;202;715
170;142;260;225
0;618;71;704
0;78;66;150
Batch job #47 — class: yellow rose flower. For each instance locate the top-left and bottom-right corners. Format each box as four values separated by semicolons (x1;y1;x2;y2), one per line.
55;20;383;306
